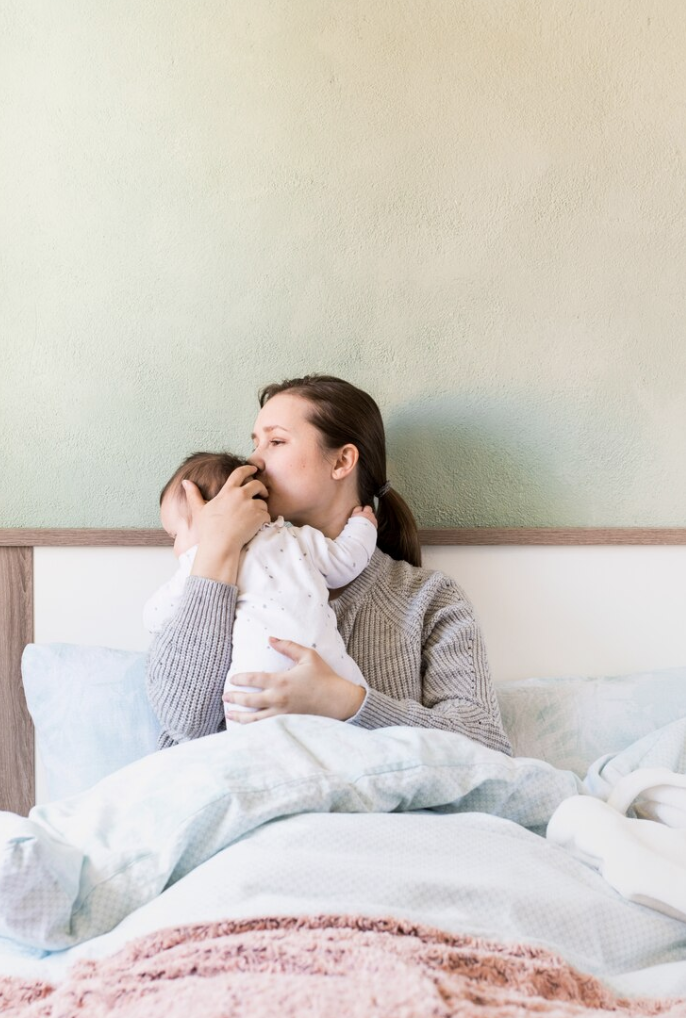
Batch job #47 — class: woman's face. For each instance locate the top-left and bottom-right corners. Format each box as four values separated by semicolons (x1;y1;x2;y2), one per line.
248;392;341;525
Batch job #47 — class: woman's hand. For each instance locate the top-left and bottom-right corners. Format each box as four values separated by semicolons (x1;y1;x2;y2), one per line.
223;638;367;722
185;465;270;585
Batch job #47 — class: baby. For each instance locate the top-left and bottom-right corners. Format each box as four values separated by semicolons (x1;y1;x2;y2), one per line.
144;451;377;721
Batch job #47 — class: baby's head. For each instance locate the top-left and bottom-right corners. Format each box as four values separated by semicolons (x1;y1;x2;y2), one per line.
160;451;246;557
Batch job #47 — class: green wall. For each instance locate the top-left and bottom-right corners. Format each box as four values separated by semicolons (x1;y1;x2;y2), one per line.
3;1;686;528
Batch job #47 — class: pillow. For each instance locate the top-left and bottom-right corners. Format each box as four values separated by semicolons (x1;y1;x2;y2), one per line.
21;643;160;801
497;667;686;776
22;642;686;796
584;715;686;799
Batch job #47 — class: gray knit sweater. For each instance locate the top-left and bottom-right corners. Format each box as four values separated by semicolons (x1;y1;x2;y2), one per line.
146;547;512;755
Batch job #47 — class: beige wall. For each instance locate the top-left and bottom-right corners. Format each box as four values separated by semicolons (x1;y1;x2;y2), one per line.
2;1;685;527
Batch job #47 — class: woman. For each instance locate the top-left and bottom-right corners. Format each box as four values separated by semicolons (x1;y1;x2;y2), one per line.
146;375;511;755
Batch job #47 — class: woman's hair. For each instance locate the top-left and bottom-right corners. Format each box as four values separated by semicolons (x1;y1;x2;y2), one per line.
160;451;246;520
259;375;421;567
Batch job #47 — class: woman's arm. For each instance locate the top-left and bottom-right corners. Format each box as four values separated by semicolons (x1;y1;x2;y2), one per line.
349;578;512;755
146;465;270;747
146;576;238;746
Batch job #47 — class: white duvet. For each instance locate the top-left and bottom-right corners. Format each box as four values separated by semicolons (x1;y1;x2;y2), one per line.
1;715;686;997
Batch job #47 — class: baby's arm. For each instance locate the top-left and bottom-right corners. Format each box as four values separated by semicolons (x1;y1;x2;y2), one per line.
296;510;377;589
350;505;377;526
143;551;195;634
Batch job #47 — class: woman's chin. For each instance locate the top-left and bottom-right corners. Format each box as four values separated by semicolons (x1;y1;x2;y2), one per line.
264;497;281;522
268;501;297;525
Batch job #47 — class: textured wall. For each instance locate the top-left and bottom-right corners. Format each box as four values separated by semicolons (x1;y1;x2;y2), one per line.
2;1;685;527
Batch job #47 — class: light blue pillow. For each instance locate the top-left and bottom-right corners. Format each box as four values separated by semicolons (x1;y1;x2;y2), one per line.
21;643;160;801
497;667;686;776
21;643;686;797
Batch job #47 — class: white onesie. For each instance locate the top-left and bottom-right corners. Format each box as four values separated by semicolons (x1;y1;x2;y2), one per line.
143;515;377;719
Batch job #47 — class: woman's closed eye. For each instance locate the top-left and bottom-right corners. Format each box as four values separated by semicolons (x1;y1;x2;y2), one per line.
251;438;284;450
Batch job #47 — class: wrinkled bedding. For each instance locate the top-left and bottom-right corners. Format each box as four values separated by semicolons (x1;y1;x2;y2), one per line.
1;716;686;1000
0;717;581;950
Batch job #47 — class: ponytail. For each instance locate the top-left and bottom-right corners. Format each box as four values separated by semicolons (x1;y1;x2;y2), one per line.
376;487;422;568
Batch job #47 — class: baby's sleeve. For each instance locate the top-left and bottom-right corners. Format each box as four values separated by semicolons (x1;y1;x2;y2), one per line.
143;550;195;634
295;517;377;589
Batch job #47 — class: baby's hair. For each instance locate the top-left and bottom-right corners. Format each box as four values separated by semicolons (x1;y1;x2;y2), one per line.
160;451;247;518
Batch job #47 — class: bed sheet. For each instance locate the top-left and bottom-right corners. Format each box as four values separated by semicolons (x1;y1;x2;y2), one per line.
2;808;686;999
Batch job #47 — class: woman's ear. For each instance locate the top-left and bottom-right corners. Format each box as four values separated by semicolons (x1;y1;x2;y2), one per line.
331;443;359;480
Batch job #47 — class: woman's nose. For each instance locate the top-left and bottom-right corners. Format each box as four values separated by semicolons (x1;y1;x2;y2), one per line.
247;450;263;470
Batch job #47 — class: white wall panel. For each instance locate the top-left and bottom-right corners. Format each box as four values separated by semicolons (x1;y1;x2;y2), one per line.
33;544;686;680
422;545;686;682
34;547;175;651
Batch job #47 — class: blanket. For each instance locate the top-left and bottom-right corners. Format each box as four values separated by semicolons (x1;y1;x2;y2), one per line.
1;915;683;1018
2;715;685;953
0;717;580;950
547;720;686;921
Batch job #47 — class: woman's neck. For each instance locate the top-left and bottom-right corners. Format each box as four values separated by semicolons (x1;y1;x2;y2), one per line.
305;504;354;540
291;486;360;539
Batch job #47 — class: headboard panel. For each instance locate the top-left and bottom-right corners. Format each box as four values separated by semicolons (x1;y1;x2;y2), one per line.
0;547;34;818
3;527;686;816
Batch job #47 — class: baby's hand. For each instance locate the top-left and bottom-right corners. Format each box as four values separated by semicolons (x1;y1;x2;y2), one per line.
352;505;378;528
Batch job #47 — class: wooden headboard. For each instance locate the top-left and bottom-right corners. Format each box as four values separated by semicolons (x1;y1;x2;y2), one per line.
3;526;686;817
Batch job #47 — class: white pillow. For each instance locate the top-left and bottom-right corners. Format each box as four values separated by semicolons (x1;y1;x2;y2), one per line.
497;667;686;775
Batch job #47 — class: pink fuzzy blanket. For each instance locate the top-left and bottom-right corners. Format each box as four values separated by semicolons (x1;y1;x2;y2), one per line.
0;915;683;1017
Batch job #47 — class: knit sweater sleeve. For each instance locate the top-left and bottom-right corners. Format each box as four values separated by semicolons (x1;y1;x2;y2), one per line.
348;574;512;756
146;575;238;748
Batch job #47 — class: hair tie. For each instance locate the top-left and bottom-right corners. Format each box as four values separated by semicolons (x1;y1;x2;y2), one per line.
376;480;391;498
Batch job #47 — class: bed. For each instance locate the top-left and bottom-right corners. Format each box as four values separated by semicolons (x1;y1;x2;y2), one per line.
1;526;686;1016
